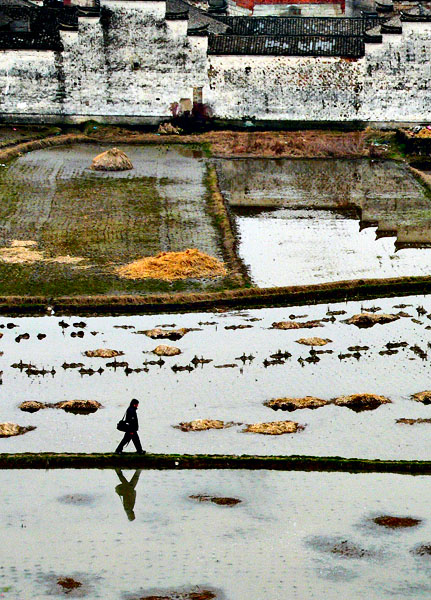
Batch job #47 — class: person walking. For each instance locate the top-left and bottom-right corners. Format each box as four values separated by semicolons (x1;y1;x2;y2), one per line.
115;399;145;454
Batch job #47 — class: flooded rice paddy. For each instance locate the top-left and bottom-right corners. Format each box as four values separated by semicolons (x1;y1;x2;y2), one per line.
0;144;225;295
2;469;431;599
216;158;431;287
3;294;431;458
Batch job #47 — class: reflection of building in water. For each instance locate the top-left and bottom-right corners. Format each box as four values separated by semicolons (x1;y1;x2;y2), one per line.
227;0;376;17
216;158;431;248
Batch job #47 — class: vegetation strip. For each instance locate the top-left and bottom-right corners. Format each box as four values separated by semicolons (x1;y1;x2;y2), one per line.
2;453;431;473
1;274;431;314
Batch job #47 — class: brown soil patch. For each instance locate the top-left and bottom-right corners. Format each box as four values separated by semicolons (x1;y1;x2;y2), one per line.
152;345;181;357
0;422;36;437
0;239;84;265
295;337;332;346
84;349;124;358
90;147;133;171
141;328;191;341
57;577;82;591
373;516;421;529
333;393;391;412
117;249;227;281
347;313;400;328
243;420;304;435
272;320;321;330
190;494;241;506
266;396;328;411
396;418;431;425
176;419;233;432
411;391;431;405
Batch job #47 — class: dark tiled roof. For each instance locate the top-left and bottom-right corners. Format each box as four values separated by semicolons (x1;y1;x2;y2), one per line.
166;0;228;33
217;16;368;36
208;33;364;56
401;3;431;20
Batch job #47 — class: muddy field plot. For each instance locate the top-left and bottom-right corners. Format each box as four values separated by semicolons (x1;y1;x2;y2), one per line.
4;294;431;458
215;158;431;287
0;145;227;295
2;469;431;600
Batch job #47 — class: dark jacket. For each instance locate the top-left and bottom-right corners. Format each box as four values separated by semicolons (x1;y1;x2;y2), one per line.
125;405;139;432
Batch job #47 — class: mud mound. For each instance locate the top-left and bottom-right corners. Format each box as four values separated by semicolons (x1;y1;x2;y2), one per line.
176;419;232;432
90;147;133;171
139;591;216;600
243;420;304;435
296;337;332;346
272;320;321;330
152;345;181;357
412;544;431;556
117;249;227;281
19;400;45;413
190;495;241;506
397;418;431;425
266;396;328;411
84;349;124;358
0;422;36;437
373;515;421;528
56;400;102;414
347;313;400;328
142;328;191;341
412;391;431;405
333;393;391;412
57;578;82;591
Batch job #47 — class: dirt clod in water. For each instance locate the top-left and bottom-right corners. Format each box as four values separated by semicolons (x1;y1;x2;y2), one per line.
272;320;321;330
412;391;431;405
397;418;431;425
138;591;216;600
0;422;36;437
330;540;373;559
296;337;332;346
152;345;181;357
117;249;227;281
333;393;391;412
57;577;82;591
19;400;102;414
243;420;304;435
176;419;234;432
140;328;191;341
84;349;124;358
373;515;421;528
346;313;400;328
190;495;241;506
412;544;431;556
265;396;328;411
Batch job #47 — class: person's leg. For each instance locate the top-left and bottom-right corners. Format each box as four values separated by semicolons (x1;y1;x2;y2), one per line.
116;432;131;453
131;432;144;453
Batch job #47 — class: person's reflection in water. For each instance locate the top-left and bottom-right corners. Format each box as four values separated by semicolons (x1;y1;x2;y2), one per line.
115;469;141;521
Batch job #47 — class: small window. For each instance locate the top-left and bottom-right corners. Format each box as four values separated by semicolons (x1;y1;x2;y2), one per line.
193;86;203;104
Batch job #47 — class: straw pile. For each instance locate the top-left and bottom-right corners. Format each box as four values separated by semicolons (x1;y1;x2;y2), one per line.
157;122;182;135
411;391;431;404
243;420;304;435
152;344;181;356
333;393;391;412
272;320;321;330
177;419;230;432
295;338;332;346
117;249;227;281
347;313;400;328
84;349;124;358
266;396;328;411
0;422;36;437
90;147;133;171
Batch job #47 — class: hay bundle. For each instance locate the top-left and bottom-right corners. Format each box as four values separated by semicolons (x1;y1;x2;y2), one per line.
152;344;181;356
90;147;133;171
296;338;332;346
333;393;391;412
157;122;182;135
347;313;400;328
243;420;304;435
411;391;431;404
266;396;328;411
84;349;124;358
0;422;36;437
56;400;102;414
117;249;227;281
177;419;230;432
